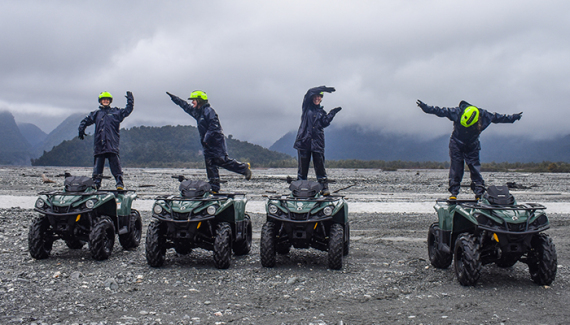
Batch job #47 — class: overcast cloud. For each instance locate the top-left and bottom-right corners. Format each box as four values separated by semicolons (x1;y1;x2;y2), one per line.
1;0;569;147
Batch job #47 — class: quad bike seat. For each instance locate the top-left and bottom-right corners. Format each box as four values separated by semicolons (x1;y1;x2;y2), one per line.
289;180;322;198
179;180;211;198
64;176;94;192
484;185;515;206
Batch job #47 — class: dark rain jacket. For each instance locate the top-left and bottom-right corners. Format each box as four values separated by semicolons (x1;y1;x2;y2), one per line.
293;86;338;153
418;100;520;147
170;95;227;158
78;100;133;156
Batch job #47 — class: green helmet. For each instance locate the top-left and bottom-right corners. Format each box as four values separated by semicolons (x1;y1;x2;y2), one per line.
98;91;113;104
461;106;480;128
188;90;208;101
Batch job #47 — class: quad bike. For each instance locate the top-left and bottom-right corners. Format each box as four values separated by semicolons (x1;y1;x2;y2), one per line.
145;176;252;269
29;175;142;260
428;185;557;286
260;179;349;270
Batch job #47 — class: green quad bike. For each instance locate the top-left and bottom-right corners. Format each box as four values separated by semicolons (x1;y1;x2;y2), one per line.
428;185;557;286
29;175;142;261
260;179;349;270
145;176;252;269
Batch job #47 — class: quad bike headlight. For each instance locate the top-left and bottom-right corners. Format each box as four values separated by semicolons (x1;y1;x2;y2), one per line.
153;204;163;215
207;205;217;215
268;204;278;215
85;199;96;209
35;198;45;209
323;206;333;216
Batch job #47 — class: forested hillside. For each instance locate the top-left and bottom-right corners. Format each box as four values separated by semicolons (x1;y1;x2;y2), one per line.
31;125;295;168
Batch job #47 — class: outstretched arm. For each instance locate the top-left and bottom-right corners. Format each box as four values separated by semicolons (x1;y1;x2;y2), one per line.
416;100;460;121
489;111;523;124
166;92;198;119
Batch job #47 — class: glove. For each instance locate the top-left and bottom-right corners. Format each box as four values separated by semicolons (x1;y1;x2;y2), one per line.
125;91;133;102
330;107;342;115
166;91;174;98
324;86;336;93
416;99;427;108
513;112;523;120
78;130;86;140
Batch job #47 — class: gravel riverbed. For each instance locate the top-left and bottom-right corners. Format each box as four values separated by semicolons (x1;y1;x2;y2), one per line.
0;167;569;324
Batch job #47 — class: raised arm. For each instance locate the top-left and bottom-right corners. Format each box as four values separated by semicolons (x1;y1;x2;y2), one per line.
302;86;336;111
119;91;134;121
166;91;199;119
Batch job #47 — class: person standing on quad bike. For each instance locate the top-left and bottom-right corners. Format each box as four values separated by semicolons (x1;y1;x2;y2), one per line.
294;86;342;195
78;91;134;190
167;90;252;193
416;100;522;200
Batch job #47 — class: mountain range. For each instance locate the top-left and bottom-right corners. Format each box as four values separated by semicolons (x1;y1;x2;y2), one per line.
0;111;89;165
269;125;570;163
3;109;570;166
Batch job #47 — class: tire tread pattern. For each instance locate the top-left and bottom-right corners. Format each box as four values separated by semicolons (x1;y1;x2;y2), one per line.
453;233;482;286
213;222;232;269
427;223;453;269
260;222;276;267
528;233;557;285
328;223;344;270
28;216;53;259
145;220;166;267
89;217;115;261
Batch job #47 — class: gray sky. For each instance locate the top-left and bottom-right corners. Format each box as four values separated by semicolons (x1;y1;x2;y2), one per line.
1;0;569;147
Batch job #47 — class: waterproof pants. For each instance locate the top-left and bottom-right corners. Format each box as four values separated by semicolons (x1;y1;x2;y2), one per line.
205;155;249;192
448;139;485;197
92;153;123;188
297;150;327;181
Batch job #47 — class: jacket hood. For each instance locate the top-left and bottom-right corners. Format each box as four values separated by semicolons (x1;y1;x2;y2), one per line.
459;100;472;109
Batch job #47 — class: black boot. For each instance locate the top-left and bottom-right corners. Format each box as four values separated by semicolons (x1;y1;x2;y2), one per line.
319;178;330;196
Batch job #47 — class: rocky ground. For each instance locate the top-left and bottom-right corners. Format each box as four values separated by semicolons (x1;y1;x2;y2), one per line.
0;167;569;324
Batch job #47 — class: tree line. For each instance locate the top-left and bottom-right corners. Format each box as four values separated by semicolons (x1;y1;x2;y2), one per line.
31;124;570;173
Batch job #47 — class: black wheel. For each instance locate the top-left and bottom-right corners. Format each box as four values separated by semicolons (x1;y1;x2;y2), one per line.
213;222;232;269
527;233;557;285
119;209;142;250
453;233;482;286
343;222;350;256
65;239;85;249
328;223;344;270
495;253;520;268
260;222;276;267
89;216;115;261
427;222;452;269
28;216;53;259
145;220;166;267
233;215;252;256
174;240;192;255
